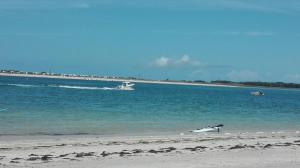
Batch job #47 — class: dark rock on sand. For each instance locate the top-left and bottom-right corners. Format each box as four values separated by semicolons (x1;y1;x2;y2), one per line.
12;157;22;160
75;152;95;157
132;149;143;154
148;149;164;154
184;146;207;151
41;155;53;161
263;144;272;149
58;154;69;158
119;151;131;157
27;157;40;161
161;147;176;152
29;154;38;156
101;151;110;157
147;147;177;154
0;148;11;151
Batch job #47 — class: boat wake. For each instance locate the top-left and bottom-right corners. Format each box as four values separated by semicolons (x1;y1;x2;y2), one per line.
0;108;8;112
0;83;121;91
1;83;40;88
55;85;116;90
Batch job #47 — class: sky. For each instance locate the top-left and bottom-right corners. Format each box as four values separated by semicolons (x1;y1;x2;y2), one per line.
0;0;300;82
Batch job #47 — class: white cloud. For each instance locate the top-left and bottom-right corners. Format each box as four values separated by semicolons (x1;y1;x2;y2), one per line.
176;55;190;64
226;70;259;81
152;55;202;68
154;57;170;67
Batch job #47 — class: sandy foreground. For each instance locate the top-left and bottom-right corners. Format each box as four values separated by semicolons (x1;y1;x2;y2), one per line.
0;132;300;168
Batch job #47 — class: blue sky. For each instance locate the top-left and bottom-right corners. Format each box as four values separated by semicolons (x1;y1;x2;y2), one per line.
0;0;300;82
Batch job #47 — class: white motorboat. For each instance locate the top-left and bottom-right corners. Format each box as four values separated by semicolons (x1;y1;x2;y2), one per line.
115;82;135;90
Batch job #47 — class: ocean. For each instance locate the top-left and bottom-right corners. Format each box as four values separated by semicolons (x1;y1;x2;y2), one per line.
0;76;299;136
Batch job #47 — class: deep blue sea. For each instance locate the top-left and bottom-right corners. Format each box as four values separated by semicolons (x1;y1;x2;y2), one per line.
0;76;300;136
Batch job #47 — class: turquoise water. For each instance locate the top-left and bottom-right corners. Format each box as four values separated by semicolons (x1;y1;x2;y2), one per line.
0;76;300;136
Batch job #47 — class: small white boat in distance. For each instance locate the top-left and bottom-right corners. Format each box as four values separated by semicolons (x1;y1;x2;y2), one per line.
251;91;264;96
116;82;135;90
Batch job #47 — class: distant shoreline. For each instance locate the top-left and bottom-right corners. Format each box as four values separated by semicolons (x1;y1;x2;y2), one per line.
1;72;300;90
0;72;238;88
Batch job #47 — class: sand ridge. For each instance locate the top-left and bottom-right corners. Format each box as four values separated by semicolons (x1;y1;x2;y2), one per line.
0;132;300;167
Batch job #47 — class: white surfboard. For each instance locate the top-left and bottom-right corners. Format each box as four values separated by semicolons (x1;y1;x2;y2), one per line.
190;124;224;133
190;127;217;133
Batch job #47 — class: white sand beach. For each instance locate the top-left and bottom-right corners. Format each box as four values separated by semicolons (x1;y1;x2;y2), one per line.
1;132;299;168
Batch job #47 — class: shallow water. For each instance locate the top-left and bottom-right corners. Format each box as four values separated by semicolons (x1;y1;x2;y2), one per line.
0;76;300;136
